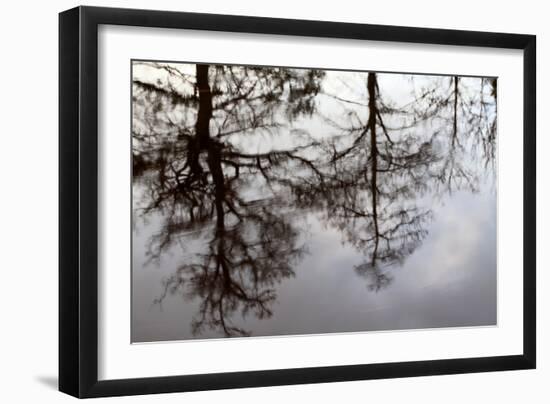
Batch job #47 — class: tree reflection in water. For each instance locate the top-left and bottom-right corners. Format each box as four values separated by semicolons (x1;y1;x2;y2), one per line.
132;61;497;338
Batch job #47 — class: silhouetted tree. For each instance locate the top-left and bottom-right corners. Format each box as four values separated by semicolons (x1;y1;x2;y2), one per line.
154;204;305;337
133;62;497;336
404;75;497;193
289;73;435;289
133;62;320;336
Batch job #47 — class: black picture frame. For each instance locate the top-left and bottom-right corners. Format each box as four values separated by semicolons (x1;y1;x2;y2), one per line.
59;5;536;398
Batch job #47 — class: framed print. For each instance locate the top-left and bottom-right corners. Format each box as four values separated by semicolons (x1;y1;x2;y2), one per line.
59;6;536;398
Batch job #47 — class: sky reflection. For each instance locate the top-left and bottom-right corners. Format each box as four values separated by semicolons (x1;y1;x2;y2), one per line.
131;61;497;342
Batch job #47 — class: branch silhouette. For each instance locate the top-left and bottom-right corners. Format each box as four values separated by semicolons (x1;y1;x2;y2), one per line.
132;63;497;336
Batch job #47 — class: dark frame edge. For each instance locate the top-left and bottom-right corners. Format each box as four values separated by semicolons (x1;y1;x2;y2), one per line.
522;34;536;369
83;355;533;398
59;6;81;398
80;5;534;48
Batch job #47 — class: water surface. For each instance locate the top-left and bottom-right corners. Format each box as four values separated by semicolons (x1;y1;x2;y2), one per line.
131;61;497;342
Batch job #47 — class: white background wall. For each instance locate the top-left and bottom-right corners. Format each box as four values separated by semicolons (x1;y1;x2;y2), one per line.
0;0;546;402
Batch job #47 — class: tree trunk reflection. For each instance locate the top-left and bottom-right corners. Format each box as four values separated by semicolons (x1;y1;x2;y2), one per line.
132;62;497;337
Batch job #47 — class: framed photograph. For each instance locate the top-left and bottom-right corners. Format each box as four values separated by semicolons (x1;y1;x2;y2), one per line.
59;6;536;398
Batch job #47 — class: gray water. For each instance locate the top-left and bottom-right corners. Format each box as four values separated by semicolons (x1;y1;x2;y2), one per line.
131;61;497;342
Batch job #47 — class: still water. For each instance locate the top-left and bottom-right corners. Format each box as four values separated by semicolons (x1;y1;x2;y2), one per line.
131;61;497;342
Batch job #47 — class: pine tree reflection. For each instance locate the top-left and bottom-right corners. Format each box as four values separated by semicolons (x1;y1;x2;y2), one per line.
292;72;436;290
132;62;497;337
153;206;305;337
133;63;320;335
403;75;498;193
